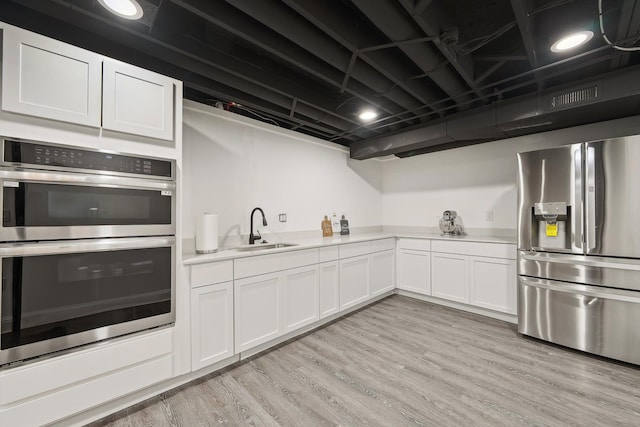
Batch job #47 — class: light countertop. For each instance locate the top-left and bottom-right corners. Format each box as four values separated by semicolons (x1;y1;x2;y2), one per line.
183;231;516;265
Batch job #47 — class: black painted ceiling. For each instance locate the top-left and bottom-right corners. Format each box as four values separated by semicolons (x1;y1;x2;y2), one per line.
1;0;639;150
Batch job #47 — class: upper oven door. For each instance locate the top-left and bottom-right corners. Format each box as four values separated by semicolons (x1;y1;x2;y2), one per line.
0;169;175;241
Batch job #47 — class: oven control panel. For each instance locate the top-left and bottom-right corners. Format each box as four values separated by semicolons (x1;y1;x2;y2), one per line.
2;139;173;178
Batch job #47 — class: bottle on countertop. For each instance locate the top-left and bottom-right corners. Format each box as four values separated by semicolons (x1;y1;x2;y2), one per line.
340;215;350;235
322;215;333;237
331;212;341;233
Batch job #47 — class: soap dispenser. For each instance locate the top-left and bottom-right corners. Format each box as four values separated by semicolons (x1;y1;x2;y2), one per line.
340;215;350;235
331;212;341;233
322;215;333;237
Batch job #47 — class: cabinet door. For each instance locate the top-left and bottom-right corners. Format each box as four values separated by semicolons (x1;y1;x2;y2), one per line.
191;281;234;371
234;273;281;353
469;257;517;314
396;248;430;294
319;261;339;319
282;265;319;332
2;28;102;127
431;253;469;304
102;60;174;140
339;255;370;310
370;249;395;297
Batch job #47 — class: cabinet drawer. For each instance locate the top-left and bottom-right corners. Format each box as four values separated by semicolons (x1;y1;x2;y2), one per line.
370;238;395;253
397;238;431;251
319;246;339;262
234;249;318;279
431;240;516;259
0;328;172;406
339;242;371;259
190;260;233;288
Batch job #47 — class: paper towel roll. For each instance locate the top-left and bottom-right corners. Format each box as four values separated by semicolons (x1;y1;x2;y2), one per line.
196;212;219;253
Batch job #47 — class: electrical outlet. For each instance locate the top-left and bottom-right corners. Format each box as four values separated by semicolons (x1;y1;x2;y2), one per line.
485;211;494;221
278;213;287;222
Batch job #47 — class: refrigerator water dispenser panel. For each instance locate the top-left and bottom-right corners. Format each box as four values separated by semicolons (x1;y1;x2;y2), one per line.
532;202;571;251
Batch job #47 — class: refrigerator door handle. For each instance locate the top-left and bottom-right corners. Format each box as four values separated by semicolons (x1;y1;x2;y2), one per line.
573;147;583;250
519;275;640;303
520;251;640;271
585;145;597;251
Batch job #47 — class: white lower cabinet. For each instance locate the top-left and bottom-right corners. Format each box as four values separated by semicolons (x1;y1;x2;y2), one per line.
370;249;395;296
469;256;517;314
339;254;370;310
282;265;319;332
431;252;469;304
430;241;517;314
319;261;340;318
234;272;281;353
234;263;319;353
190;281;234;371
397;248;431;294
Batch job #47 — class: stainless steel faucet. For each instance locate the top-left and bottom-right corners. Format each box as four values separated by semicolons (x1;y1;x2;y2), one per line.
249;207;267;244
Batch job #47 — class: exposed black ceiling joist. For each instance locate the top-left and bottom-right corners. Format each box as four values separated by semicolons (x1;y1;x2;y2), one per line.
0;0;636;154
281;0;444;112
395;0;488;102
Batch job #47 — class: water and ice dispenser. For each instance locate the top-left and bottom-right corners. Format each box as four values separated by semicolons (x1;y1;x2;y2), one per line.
531;202;571;250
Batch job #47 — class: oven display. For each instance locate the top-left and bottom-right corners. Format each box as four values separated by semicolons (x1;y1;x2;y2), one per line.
4;140;172;177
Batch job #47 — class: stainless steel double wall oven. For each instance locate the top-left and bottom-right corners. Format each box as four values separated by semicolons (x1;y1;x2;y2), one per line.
0;137;176;366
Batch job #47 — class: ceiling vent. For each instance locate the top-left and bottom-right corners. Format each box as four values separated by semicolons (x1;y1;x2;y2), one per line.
549;84;600;111
350;65;640;159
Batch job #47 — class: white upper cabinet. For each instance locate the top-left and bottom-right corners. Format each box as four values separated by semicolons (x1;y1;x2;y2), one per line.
1;25;176;141
2;27;102;127
102;60;174;141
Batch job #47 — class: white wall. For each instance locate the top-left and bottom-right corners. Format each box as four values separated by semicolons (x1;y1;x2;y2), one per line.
382;115;640;231
182;100;382;246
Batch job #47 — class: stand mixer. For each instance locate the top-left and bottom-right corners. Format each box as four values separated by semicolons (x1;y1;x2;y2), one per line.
439;210;464;235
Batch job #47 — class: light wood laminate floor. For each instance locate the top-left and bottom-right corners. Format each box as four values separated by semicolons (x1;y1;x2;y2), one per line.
88;296;640;426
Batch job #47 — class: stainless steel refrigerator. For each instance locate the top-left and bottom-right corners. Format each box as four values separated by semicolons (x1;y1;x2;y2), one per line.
517;135;640;365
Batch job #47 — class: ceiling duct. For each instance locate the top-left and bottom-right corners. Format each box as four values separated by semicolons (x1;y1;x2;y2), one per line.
350;65;640;159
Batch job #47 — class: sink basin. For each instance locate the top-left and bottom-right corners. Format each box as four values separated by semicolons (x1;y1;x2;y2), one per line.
228;243;299;252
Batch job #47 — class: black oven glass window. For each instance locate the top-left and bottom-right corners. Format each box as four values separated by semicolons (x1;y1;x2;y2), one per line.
2;183;171;227
0;247;171;350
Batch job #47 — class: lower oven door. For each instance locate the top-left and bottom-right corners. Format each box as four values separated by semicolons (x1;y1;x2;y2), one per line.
0;236;175;366
518;276;640;365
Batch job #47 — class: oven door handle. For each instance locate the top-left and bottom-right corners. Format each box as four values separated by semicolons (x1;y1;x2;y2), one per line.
0;170;175;191
0;236;175;257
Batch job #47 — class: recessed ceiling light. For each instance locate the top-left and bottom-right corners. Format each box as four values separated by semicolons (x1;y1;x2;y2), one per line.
359;110;378;122
550;31;594;53
98;0;144;20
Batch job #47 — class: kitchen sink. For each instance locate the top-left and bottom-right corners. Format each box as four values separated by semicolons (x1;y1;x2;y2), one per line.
228;243;299;252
